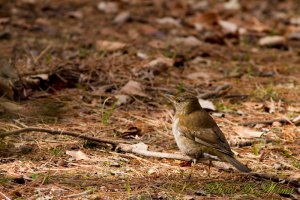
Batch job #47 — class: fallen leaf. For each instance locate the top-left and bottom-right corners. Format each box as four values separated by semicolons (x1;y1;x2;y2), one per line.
198;99;216;111
258;36;286;47
148;166;158;175
133;57;172;79
290;17;300;26
66;150;89;161
132;142;148;151
97;2;118;14
224;0;240;10
234;126;264;138
136;52;148;60
218;20;238;34
67;11;83;19
96;40;127;52
120;80;147;97
156;17;181;27
174;36;202;47
113;11;130;24
185;72;210;80
292;115;300;125
114;94;131;105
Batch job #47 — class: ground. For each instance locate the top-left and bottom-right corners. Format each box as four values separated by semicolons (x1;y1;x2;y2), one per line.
0;0;300;199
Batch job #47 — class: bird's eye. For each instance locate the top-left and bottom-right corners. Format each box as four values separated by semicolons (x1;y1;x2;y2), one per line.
177;100;181;103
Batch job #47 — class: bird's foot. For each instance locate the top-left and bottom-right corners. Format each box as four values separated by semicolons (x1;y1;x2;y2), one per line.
179;160;193;167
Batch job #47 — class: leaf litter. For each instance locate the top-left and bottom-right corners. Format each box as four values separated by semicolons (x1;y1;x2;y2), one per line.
0;0;299;199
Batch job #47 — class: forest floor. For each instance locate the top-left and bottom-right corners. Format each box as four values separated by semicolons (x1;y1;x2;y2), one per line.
0;0;300;199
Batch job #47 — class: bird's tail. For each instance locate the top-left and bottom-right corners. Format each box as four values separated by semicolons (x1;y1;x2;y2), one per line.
223;155;251;173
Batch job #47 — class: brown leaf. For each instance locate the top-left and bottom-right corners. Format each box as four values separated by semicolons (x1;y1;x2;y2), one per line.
66;150;89;161
120;80;147;97
96;40;127;52
258;36;286;47
233;126;263;138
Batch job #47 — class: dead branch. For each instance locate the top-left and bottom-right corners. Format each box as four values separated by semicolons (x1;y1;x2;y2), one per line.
2;128;298;188
198;83;231;99
117;143;191;161
250;172;300;188
0;127;131;145
229;139;275;147
239;118;292;126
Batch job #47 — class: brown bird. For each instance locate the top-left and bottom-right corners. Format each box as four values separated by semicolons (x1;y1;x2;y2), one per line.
167;92;251;173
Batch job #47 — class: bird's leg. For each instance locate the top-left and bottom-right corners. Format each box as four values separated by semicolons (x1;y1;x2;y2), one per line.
208;160;212;177
187;159;197;179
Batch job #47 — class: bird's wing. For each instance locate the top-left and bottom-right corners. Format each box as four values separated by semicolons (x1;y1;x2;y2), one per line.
178;112;234;156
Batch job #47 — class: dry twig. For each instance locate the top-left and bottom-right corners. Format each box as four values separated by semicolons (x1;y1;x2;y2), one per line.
198;83;231;99
0;127;131;145
239;118;295;126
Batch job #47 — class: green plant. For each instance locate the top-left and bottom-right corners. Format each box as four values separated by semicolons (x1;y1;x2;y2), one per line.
101;98;119;125
176;83;186;93
251;142;265;156
253;84;279;100
30;173;42;180
124;178;131;196
50;147;63;156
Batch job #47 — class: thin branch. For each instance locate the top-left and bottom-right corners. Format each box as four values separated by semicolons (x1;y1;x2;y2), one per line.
0;127;131;145
118;143;191;161
118;143;299;188
198;83;231;99
0;191;11;200
239;118;292;126
250;172;300;188
229;139;276;147
64;190;93;198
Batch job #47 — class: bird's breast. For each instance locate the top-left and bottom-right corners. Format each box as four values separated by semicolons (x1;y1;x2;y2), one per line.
172;117;180;138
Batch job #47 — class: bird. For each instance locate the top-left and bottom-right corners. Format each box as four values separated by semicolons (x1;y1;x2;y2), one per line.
166;92;251;173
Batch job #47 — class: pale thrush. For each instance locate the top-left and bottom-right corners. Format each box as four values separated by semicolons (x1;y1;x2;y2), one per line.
168;93;251;173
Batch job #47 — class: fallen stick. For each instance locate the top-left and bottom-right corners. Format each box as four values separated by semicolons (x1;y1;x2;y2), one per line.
2;128;298;188
0;191;11;200
0;127;130;145
64;190;92;198
198;83;231;99
118;143;191;161
239;115;300;126
250;173;300;188
229;139;275;147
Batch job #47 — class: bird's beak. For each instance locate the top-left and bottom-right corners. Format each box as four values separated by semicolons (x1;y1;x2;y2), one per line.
163;94;175;104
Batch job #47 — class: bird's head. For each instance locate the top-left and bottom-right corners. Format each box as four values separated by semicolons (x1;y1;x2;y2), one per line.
165;92;201;115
